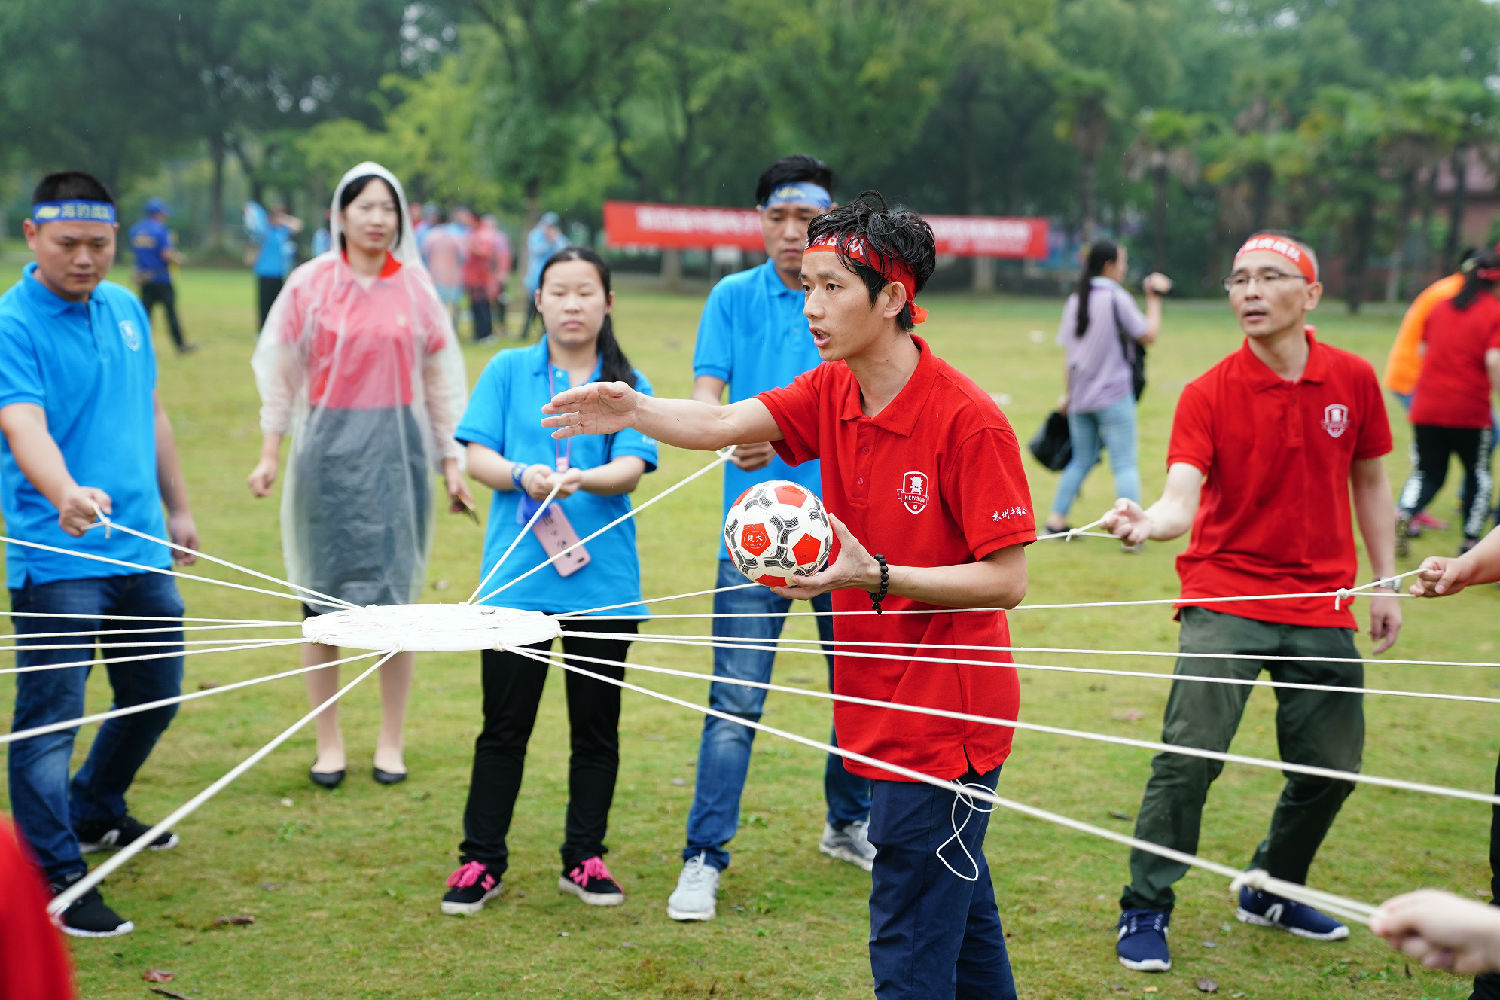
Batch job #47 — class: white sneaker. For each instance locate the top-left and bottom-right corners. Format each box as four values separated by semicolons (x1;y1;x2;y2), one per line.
666;853;719;921
819;821;875;871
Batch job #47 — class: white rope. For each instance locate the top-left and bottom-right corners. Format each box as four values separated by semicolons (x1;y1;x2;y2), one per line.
475;447;734;606
514;645;1380;926
464;480;563;604
47;649;397;917
1034;516;1109;542
555;580;759;619
4;612;300;624
690;635;1500;671
3;649;385;745
0;533;342;609
540;645;1500;808
621;579;1418;621
0;637;307;676
0;621;300;643
84;506;357;610
582;631;1500;706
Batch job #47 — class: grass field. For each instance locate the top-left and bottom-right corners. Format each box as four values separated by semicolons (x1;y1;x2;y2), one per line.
2;263;1496;999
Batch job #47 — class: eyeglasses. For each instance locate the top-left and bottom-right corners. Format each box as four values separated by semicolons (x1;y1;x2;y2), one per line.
1222;270;1307;292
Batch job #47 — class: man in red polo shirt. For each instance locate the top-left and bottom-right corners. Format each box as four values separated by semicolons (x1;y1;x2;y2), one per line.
1103;232;1402;974
544;192;1034;1000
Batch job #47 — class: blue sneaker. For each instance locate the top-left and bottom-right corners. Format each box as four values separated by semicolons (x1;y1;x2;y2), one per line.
1236;886;1348;940
1116;908;1171;971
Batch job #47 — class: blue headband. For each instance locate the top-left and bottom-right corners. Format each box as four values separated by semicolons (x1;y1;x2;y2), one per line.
759;182;832;212
32;200;117;225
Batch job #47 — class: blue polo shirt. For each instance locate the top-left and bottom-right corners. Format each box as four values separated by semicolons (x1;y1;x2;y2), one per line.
253;224;293;278
128;217;173;284
456;340;658;617
692;258;823;556
0;265;168;587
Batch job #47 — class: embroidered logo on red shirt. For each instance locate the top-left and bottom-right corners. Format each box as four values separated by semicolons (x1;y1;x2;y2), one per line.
1321;402;1349;439
897;471;930;514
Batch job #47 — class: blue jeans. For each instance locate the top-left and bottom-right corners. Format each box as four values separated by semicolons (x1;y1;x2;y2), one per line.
868;766;1015;1000
7;573;184;880
681;560;871;870
1050;393;1140;520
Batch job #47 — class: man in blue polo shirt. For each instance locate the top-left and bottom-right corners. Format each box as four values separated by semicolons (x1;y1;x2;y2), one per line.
666;154;873;923
128;198;195;355
0;171;200;939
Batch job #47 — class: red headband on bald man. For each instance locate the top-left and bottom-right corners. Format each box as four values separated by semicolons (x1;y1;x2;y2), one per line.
1234;234;1318;283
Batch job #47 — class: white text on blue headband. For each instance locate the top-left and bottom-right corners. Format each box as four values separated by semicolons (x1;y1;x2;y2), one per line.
759;183;832;212
32;201;117;225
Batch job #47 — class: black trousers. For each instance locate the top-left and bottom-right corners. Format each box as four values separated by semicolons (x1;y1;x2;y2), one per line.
466;286;492;342
138;281;186;351
457;617;637;874
1398;424;1493;540
257;276;284;329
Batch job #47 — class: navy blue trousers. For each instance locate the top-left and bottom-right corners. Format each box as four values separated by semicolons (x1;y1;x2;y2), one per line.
868;766;1016;1000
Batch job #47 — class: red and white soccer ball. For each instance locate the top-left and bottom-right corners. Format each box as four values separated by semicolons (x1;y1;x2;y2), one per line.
723;480;833;588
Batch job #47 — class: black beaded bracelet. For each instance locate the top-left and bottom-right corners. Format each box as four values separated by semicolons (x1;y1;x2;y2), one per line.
869;554;889;615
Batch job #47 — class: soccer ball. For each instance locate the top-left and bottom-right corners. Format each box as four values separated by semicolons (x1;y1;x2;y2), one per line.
723;480;833;588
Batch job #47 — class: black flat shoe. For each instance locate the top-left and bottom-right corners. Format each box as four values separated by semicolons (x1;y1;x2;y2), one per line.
372;767;408;786
309;767;345;789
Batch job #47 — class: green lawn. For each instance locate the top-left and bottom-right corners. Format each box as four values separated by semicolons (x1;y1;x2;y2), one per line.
2;264;1494;999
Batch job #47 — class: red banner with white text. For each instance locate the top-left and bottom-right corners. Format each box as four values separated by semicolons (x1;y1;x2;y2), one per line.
603;201;1048;259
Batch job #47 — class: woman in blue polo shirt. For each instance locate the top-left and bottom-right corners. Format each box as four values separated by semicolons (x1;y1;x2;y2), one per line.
441;247;656;916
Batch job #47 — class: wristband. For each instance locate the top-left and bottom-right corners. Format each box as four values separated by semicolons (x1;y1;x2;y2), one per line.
510;462;532;491
869;554;889;615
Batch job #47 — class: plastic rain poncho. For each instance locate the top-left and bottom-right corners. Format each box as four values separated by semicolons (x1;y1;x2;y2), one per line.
252;162;468;611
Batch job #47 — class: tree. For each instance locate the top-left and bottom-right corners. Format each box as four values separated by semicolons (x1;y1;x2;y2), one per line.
1125;108;1211;271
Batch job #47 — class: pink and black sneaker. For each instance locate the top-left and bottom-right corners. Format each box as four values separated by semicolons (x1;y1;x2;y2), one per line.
559;856;624;906
441;860;501;916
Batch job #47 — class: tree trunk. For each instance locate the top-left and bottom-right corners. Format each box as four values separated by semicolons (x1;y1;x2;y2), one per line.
1079;156;1098;243
208;132;226;250
1445;147;1468;264
1151;160;1168;271
1385;170;1418;303
660;250;684;291
1249;165;1272;232
1344;198;1375;315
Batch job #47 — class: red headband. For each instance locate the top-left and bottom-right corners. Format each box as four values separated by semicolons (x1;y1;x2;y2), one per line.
1234;234;1318;283
805;232;927;324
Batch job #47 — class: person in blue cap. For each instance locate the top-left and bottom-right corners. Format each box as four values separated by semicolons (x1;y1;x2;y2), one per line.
127;198;195;354
519;212;567;340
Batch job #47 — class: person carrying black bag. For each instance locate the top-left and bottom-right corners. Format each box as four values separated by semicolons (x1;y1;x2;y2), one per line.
1040;240;1170;546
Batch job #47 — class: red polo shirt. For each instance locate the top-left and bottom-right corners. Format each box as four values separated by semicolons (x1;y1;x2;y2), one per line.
1409;295;1500;428
1170;332;1391;628
760;335;1035;782
0;818;74;1000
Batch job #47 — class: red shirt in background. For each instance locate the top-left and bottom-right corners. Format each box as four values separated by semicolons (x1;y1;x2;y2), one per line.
1409;294;1500;428
0;818;74;1000
1169;332;1391;629
277;254;449;410
761;336;1035;782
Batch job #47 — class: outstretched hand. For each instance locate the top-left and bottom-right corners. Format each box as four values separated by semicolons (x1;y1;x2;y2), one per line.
541;381;639;439
1409;555;1471;598
1372;889;1500;976
767;513;879;601
1101;498;1151;546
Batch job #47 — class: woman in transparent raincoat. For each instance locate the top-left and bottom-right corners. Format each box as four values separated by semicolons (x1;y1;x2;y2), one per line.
248;162;471;789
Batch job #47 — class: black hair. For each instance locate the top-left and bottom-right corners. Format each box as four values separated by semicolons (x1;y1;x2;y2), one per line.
536;246;637;389
1452;251;1500;311
337;174;404;251
32;171;114;206
803;190;935;332
1074;240;1120;339
754;154;834;206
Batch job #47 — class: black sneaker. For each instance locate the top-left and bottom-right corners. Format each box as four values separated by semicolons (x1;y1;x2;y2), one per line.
49;871;134;938
559;856;624;906
75;814;179;853
441;860;501;916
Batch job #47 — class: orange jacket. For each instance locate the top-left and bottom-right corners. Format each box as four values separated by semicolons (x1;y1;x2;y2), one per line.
1383;273;1466;394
